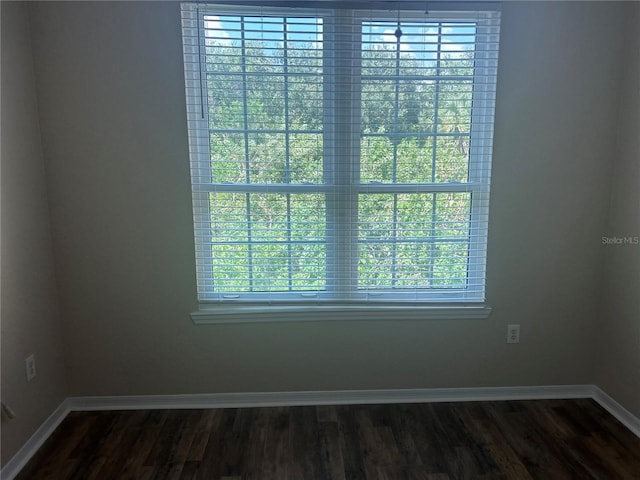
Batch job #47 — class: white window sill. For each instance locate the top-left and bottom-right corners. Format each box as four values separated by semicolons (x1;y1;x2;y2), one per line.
191;303;492;324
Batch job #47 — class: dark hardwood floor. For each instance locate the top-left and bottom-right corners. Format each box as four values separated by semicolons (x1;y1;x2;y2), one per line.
15;398;640;479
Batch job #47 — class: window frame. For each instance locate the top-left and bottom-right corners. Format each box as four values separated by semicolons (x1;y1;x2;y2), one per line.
182;3;499;320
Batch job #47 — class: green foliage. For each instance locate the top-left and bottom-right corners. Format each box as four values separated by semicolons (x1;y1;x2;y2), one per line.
204;36;476;293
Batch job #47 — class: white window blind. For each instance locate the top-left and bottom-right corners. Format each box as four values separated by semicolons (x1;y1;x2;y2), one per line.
181;3;500;306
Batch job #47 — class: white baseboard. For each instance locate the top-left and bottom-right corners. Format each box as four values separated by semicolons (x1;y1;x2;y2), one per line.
591;386;640;438
67;384;594;411
0;399;71;480
2;384;638;480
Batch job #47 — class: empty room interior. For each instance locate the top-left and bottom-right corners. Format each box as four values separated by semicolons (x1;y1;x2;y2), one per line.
1;0;639;478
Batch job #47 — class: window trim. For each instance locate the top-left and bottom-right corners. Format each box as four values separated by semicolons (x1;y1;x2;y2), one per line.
191;302;492;324
182;3;499;313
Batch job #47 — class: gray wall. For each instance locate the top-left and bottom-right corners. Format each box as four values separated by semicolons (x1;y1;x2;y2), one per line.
595;2;640;418
0;2;68;466
26;1;624;396
25;1;625;397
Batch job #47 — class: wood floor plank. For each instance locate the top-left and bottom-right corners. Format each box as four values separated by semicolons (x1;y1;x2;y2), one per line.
386;404;425;468
116;424;163;479
194;409;237;480
483;402;577;479
460;407;533;480
177;460;199;480
319;420;347;480
336;405;368;480
14;399;640;480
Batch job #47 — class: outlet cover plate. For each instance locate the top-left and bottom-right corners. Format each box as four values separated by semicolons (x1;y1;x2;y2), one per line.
507;324;520;344
25;354;36;382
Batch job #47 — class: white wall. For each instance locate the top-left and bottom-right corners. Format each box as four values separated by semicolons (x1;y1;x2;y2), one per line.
24;1;624;398
0;2;68;466
595;2;640;418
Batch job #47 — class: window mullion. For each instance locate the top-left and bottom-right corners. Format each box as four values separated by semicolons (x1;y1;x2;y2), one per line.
325;11;360;300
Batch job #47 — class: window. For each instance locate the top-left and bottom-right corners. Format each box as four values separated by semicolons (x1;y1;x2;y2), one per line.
181;3;500;317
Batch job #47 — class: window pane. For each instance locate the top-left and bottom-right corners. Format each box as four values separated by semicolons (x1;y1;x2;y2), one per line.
395;138;434;183
207;74;244;129
434;136;469;182
245;133;287;182
360;20;474;187
361;80;436;136
432;193;471;287
359;193;438;288
361;21;440;78
358;193;395;287
249;193;289;243
358;193;397;241
205;46;242;73
289;133;323;184
210;133;246;183
288;75;323;130
359;241;394;287
291;243;325;290
437;81;472;133
210;128;323;185
205;15;323;186
434;192;471;238
210;192;247;243
247;76;285;130
211;243;251;292
439;22;476;77
209;192;250;292
289;194;326;290
208;192;325;293
361;80;395;134
432;242;468;287
358;193;470;289
249;193;326;291
251;243;290;291
361;135;438;184
360;135;393;182
394;243;433;287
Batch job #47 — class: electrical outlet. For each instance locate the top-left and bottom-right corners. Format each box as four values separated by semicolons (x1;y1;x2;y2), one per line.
25;354;36;382
507;324;520;344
